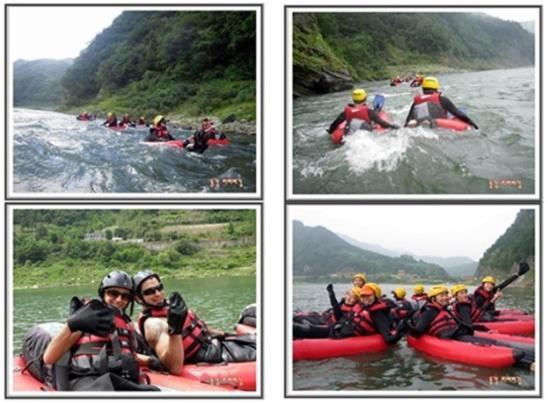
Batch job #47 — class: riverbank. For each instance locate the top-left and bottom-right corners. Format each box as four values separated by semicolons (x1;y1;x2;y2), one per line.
14;262;256;290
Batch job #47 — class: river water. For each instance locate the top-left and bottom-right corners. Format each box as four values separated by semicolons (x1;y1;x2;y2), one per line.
292;282;535;391
292;68;536;195
13;276;256;355
12;108;256;194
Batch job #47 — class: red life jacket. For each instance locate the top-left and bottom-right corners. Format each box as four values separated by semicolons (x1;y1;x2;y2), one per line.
344;104;372;124
412;92;447;120
152;125;170;139
473;285;495;311
352;300;389;336
392;299;412;319
137;306;211;360
451;301;483;323
411;294;428;302
425;302;458;337
70;309;137;378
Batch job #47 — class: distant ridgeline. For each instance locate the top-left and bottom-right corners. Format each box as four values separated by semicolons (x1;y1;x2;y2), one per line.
292;221;449;282
13;59;73;108
14;11;257;120
475;210;535;286
293;12;535;96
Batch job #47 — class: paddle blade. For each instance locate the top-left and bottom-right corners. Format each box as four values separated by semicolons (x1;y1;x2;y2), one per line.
518;261;530;276
373;94;385;112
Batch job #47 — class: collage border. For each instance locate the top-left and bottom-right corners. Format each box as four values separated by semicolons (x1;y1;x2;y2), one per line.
4;2;264;201
4;202;264;399
283;4;543;398
3;2;265;400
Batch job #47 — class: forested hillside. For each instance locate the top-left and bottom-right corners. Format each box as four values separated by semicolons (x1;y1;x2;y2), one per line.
293;221;448;282
293;12;535;96
14;210;256;288
13;59;73;107
475;210;535;286
61;11;256;120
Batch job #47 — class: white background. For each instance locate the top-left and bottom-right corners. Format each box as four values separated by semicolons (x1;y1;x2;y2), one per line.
0;0;546;403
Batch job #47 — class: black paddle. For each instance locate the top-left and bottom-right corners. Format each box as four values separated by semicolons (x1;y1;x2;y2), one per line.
495;261;530;291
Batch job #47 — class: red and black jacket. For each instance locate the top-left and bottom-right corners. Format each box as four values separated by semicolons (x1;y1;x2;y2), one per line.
425;302;459;337
137;306;212;360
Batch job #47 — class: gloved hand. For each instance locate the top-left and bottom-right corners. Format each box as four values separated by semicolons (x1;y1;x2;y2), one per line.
147;356;168;372
69;296;84;315
167;292;188;336
326;283;334;294
67;299;115;336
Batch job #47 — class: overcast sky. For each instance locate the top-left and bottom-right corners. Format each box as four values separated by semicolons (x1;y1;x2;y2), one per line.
9;7;122;60
482;9;538;22
290;206;529;260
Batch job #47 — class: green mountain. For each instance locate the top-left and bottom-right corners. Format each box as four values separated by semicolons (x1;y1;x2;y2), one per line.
293;12;534;96
60;11;256;121
14;210;256;288
13;59;73;108
293;221;448;281
475;209;535;286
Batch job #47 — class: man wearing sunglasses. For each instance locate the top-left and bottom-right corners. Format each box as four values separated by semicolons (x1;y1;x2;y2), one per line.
133;269;256;374
42;270;160;391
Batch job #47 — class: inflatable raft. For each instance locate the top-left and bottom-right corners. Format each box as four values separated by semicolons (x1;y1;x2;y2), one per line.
330;111;392;145
108;124;128;132
140;137;230;149
432;117;471;132
293;334;389;362
475;319;534;336
13;354;255;392
407;335;520;368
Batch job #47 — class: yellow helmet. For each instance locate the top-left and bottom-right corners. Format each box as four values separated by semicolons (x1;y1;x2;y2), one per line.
353;273;367;283
392;287;406;299
365;282;382;300
352;88;367;103
451;284;468;296
427;284;448;298
422;77;440;90
351;287;362;300
414;284;425;294
482;276;496;284
153;115;165;126
107;112;114;118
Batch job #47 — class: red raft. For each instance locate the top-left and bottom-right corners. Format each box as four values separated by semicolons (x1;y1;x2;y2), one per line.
432;117;471;132
475;319;534;336
330;111;391;145
293;334;389;362
407;335;519;368
108;124;128;132
141;138;230;149
13;355;255;392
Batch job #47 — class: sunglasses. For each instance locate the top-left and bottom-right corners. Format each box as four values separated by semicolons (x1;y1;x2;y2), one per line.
142;283;164;296
106;289;132;301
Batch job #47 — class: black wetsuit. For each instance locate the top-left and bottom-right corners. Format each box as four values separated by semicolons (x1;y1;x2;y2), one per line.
328;108;399;133
404;91;478;128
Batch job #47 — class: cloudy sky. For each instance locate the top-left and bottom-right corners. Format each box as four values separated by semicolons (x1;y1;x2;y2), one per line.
9;7;122;60
290;206;530;260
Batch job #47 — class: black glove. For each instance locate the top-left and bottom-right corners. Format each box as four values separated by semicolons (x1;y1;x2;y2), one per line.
391;125;400;130
326;283;334;294
69;296;84;315
519;261;529;273
471;122;479;130
147;356;168;372
67;299;115;336
167;292;188;336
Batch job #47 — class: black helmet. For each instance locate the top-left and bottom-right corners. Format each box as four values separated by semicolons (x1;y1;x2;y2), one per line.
98;270;133;298
133;269;161;296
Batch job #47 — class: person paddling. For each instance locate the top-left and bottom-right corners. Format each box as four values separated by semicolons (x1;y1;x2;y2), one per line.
404;77;478;129
328;89;399;136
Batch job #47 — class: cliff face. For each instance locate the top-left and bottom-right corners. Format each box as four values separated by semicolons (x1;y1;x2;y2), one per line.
292;13;353;97
475;210;535;286
292;12;535;97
